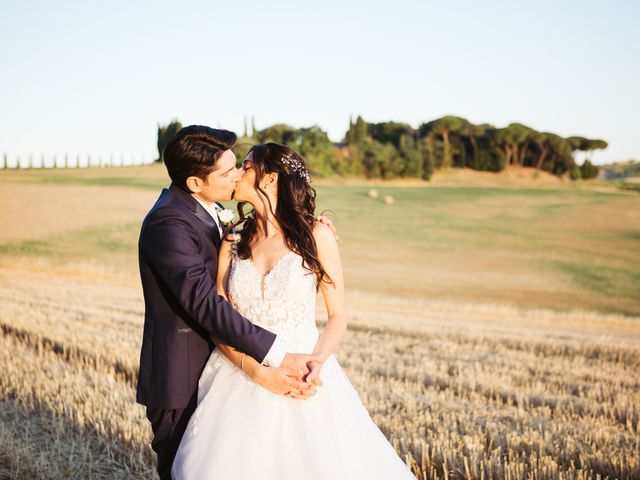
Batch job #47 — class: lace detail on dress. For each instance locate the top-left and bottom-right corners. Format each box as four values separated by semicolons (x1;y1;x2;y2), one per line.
227;245;318;350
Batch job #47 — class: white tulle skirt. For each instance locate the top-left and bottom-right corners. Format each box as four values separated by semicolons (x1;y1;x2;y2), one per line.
172;349;415;479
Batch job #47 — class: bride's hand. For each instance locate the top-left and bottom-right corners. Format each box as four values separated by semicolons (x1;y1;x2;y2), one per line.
286;361;325;400
249;364;310;397
304;360;325;388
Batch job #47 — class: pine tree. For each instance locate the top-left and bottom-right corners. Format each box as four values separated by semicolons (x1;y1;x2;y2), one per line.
157;120;182;162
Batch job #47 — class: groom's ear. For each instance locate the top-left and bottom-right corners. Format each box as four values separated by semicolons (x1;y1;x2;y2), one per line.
185;176;203;194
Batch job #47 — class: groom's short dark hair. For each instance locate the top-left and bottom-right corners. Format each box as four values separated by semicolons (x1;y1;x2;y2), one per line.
163;125;237;190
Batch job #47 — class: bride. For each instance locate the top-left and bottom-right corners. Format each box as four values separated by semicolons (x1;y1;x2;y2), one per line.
172;143;415;479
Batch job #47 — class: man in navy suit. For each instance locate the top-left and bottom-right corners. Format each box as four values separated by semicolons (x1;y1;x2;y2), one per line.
136;126;318;479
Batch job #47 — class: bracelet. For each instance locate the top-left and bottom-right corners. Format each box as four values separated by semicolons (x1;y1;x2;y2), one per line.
240;353;246;373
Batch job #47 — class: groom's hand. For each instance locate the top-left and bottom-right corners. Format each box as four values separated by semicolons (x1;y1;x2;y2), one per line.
315;216;339;241
280;353;321;378
251;365;309;396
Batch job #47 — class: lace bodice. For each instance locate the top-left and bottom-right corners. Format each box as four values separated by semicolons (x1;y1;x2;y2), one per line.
227;248;319;350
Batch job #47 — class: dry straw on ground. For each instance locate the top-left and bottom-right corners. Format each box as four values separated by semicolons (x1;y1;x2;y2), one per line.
0;263;638;480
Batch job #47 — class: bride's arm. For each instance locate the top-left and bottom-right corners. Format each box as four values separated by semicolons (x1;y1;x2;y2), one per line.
307;221;347;378
213;236;307;396
212;237;261;373
215;236;234;302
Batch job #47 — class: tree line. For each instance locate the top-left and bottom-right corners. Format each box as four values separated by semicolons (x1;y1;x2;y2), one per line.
157;115;605;181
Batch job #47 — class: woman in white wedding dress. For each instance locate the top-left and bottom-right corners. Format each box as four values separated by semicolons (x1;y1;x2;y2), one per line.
172;143;415;479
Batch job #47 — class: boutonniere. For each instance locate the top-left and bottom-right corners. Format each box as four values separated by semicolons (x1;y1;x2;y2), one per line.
216;207;235;226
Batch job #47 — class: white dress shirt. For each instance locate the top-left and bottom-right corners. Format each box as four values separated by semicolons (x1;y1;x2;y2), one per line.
193;197;223;238
191;195;288;367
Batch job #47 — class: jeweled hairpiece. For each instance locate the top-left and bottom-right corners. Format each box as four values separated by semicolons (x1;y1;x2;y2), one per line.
281;156;311;185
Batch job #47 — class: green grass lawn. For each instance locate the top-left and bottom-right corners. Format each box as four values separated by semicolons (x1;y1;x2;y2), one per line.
1;166;639;315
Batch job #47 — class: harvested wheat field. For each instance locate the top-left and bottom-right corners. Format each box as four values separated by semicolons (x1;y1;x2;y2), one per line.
1;166;639;479
1;264;638;479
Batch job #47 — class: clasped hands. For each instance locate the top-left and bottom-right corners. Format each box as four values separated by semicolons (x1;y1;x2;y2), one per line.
249;353;324;400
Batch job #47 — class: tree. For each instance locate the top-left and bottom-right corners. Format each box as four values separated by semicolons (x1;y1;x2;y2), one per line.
567;137;608;162
570;165;582;180
419;134;438;178
346;115;368;144
368;121;413;148
580;159;599;179
546;134;575;175
470;126;505;172
360;139;404;179
398;134;423;178
419;116;467;169
584;139;608;160
422;148;434;180
293;126;334;175
256;124;297;144
339;142;366;176
516;124;535;166
567;136;588;152
363;121;424;178
459;122;488;170
157;119;182;162
496;123;532;168
530;131;550;170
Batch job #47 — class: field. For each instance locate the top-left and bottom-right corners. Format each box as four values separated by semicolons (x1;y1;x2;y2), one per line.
1;165;639;479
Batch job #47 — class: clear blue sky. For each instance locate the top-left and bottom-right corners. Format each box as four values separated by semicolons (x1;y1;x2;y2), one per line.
1;0;638;164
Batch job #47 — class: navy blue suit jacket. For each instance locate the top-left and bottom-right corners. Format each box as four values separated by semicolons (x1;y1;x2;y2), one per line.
136;183;277;409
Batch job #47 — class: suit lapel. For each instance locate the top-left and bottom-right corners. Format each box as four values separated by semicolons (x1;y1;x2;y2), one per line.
193;202;221;246
169;183;221;247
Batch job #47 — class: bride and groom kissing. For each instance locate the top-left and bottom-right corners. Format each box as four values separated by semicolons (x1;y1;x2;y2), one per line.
136;125;415;479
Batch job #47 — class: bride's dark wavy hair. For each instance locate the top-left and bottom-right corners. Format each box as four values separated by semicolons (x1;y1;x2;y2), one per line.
233;143;333;288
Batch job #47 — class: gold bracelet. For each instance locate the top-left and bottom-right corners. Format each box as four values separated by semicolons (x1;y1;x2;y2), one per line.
240;353;246;373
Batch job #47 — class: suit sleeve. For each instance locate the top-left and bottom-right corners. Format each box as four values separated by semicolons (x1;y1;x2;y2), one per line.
140;209;277;363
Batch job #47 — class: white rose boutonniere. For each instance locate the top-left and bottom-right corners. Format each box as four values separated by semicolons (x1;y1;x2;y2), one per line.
217;209;235;226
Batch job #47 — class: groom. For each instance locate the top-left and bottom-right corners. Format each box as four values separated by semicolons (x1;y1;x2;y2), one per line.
137;125;321;479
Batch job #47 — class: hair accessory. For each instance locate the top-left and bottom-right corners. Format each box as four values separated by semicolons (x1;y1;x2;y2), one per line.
281;156;311;185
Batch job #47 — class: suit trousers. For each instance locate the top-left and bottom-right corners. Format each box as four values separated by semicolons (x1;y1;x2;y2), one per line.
146;392;198;480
